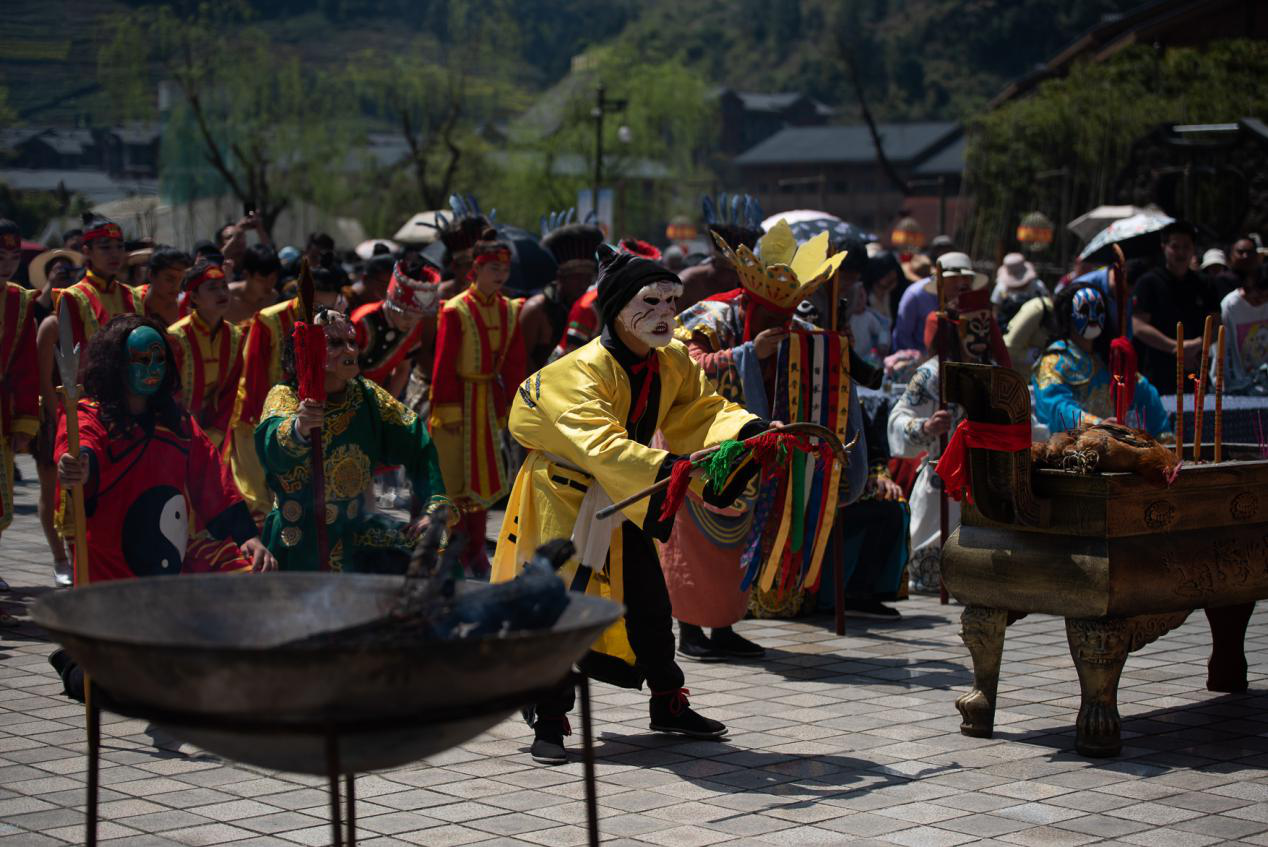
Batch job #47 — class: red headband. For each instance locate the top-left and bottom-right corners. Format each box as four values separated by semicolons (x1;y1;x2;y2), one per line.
186;265;225;293
82;222;123;245
473;246;512;267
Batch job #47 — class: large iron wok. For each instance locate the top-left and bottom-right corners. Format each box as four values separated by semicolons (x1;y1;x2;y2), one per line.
31;573;623;774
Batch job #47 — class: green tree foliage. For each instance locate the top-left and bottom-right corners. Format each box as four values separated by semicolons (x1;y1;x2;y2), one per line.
0;78;15;127
489;46;717;237
341;0;528;232
963;40;1268;260
603;0;1138;121
100;2;352;236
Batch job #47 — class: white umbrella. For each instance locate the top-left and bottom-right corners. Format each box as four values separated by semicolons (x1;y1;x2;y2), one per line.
761;209;841;230
1077;211;1175;262
393;210;450;245
1067;205;1152;243
354;239;401;260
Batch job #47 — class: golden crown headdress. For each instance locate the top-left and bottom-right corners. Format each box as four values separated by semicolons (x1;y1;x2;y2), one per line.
712;220;847;312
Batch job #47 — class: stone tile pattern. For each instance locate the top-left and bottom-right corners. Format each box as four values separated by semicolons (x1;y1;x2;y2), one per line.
3;455;1268;846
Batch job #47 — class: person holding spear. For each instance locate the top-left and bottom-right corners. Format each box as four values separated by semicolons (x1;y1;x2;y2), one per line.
48;314;277;704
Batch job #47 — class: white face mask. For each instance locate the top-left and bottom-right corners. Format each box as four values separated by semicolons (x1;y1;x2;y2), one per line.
617;280;682;348
1082;325;1103;341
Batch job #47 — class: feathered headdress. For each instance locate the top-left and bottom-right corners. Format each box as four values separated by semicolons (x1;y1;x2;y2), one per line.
702;192;764;249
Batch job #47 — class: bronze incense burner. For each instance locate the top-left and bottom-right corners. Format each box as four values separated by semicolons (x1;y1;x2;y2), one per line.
939;362;1264;757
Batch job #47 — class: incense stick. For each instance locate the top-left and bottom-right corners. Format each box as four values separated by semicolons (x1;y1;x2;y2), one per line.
1175;321;1184;461
1215;324;1225;463
1193;315;1213;462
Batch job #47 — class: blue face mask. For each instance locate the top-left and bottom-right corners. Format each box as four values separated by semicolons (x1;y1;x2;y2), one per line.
126;326;166;396
1072;287;1105;340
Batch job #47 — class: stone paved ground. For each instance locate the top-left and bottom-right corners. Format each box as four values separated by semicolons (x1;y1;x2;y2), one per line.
3;454;1268;846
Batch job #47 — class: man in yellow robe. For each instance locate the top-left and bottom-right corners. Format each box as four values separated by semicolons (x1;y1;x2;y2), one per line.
493;245;765;765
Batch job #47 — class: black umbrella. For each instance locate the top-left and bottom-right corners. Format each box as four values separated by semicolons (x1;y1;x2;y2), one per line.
418;225;557;297
497;224;558;296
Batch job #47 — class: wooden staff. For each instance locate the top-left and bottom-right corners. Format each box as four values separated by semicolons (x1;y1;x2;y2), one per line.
1193;315;1213;462
52;300;91;603
594;422;852;520
1175;321;1184;462
934;262;952;605
1215;324;1226;463
52;298;96;846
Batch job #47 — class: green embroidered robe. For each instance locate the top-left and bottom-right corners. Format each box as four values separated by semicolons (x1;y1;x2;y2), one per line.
256;376;445;572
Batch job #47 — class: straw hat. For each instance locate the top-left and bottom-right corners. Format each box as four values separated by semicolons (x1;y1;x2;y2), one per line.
996;252;1038;289
126;248;154;267
922;252;989;294
28;248;83;289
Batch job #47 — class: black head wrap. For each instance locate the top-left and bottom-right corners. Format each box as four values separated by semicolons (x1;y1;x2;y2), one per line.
595;243;680;329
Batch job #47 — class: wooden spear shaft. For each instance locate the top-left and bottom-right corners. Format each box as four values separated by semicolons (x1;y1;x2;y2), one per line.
594;422;851;520
934;263;951;605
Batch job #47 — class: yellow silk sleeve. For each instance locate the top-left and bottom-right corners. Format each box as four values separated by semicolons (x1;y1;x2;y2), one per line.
657;342;759;455
509;349;669;528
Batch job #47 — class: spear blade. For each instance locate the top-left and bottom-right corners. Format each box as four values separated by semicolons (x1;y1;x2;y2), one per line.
54;296;80;400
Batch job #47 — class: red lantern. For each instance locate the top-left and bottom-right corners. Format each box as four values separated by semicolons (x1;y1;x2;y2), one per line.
1016;211;1054;252
890;215;925;250
666;216;697;243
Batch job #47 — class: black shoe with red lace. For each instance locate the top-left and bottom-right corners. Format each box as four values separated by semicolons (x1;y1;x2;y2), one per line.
530;715;570;765
649;688;727;739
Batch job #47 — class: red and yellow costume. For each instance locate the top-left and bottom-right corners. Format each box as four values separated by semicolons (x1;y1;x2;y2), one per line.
430;279;526;571
0;281;38;531
55;400;255;583
227;297;301;519
58;269;142;350
168;312;246;449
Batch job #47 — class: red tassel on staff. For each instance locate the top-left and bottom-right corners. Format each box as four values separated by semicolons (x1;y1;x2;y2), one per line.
292;322;327;405
1110;337;1137;421
657;459;695;522
1109;248;1137;423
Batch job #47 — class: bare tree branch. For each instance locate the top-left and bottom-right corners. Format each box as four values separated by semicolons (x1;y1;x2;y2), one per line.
836;31;910;196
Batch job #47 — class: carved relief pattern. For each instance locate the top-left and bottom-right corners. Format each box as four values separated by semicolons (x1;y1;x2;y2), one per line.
1066;612;1191;665
1144;500;1176;530
1231;492;1259;521
960;606;1008;656
987;365;1044;526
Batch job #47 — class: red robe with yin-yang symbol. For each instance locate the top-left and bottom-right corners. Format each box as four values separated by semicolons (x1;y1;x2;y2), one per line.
54;399;256;583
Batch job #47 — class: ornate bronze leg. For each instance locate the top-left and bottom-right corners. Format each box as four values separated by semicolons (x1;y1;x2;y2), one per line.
956;606;1008;738
1065;617;1130;757
1066;612;1189;758
1206;602;1255;693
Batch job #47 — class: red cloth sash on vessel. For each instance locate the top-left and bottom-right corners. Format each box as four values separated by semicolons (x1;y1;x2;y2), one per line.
935;420;1031;504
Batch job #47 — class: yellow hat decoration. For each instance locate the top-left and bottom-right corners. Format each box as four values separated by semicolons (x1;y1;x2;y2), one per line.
712;220;847;312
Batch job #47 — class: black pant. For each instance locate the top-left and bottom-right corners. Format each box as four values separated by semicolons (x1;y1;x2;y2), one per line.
537;521;684;718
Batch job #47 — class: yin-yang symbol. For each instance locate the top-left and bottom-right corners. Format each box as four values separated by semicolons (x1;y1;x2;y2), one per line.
122;486;189;577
